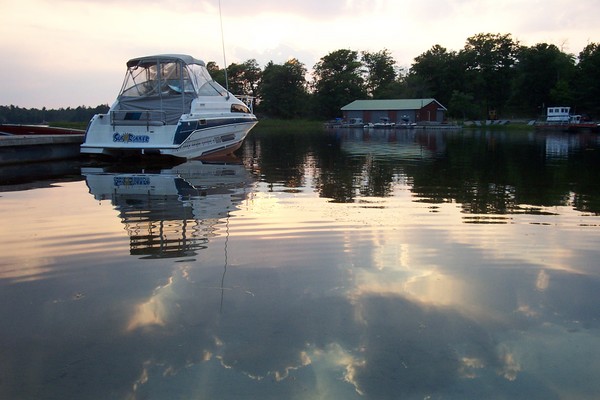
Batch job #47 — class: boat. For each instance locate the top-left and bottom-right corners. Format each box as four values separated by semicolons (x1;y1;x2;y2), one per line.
81;54;258;159
373;117;395;129
535;106;600;133
0;124;84;136
394;115;416;129
340;118;364;128
565;114;600;133
365;117;395;129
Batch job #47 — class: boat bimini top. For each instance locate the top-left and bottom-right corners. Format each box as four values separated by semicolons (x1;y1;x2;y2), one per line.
114;54;234;125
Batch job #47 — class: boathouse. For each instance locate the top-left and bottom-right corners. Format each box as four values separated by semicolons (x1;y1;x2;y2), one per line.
341;98;447;124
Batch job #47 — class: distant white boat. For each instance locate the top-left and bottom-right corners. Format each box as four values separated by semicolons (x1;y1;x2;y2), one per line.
81;54;257;159
340;118;364;128
545;106;572;124
369;117;395;129
535;106;600;132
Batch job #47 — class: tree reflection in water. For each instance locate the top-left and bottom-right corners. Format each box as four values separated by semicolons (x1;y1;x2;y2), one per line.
245;128;600;214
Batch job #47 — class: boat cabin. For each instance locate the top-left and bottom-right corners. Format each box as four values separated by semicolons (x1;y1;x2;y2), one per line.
546;107;571;123
113;54;250;126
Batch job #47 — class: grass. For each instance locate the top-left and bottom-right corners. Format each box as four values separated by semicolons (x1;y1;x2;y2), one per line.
49;121;88;130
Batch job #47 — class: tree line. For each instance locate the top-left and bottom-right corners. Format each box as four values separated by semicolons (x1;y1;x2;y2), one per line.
0;104;109;125
3;32;600;123
215;33;600;120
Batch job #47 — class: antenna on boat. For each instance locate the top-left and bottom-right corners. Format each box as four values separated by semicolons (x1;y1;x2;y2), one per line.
218;0;230;99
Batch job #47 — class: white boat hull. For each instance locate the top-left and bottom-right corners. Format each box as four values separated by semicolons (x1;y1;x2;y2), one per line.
81;115;257;159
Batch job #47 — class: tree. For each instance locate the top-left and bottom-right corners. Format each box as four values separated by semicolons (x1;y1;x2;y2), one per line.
312;49;367;119
460;33;521;116
206;61;226;87
0;104;109;124
361;49;397;99
206;59;261;98
227;59;261;98
258;59;309;119
510;43;575;115
409;44;462;105
575;43;600;116
448;90;481;120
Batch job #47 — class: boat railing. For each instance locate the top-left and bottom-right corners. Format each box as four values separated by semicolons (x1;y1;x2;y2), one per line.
110;110;167;129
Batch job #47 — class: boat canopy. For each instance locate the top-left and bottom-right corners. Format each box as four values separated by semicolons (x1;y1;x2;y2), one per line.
125;54;206;69
115;54;229;124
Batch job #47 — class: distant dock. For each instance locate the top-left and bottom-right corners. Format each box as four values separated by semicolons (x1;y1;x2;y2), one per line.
0;125;84;165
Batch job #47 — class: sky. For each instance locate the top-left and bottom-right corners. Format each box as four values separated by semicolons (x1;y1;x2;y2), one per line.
1;0;600;109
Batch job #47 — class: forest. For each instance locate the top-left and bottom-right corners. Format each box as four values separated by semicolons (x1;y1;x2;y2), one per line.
2;32;600;124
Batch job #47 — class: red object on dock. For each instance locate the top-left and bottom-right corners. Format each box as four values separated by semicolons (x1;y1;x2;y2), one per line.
0;124;84;136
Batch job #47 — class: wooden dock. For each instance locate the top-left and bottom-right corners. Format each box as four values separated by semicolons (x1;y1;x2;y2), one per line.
0;133;84;165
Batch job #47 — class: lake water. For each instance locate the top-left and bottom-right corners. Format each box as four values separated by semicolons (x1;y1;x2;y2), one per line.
1;128;600;399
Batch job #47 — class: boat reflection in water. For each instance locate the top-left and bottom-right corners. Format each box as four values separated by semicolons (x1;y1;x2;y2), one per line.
83;160;254;259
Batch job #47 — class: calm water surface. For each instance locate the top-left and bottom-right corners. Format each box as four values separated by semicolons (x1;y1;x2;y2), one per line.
1;128;600;399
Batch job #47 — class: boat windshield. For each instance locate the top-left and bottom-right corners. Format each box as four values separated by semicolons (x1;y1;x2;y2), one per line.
119;60;227;98
187;64;228;97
